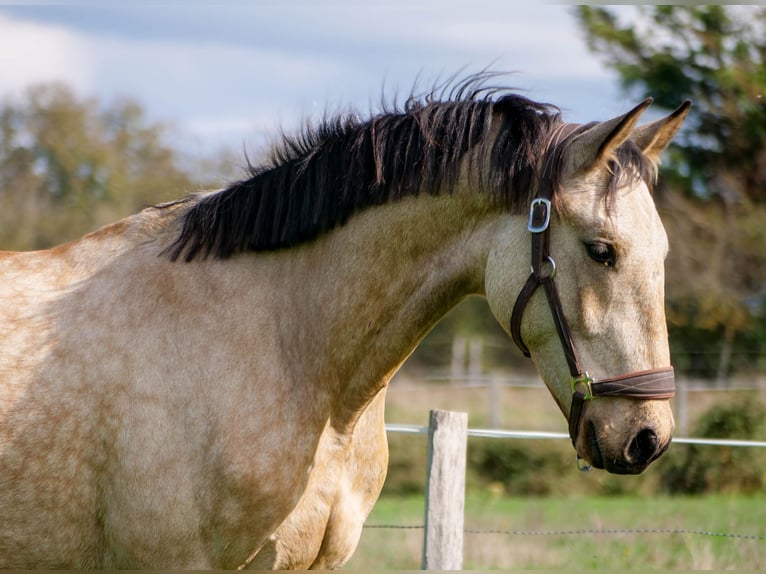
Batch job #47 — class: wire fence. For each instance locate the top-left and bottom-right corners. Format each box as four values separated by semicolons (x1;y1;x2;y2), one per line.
367;359;766;567
364;523;766;542
357;421;766;568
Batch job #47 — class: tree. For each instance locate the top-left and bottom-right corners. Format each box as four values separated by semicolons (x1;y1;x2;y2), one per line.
576;6;766;378
577;6;766;203
0;83;204;250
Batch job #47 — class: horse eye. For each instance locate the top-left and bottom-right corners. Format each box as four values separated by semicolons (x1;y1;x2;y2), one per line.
585;242;616;267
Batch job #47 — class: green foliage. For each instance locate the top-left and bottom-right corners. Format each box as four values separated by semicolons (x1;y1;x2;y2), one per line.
0;83;210;250
467;438;572;496
385;434;656;498
576;6;766;201
659;191;766;373
669;314;766;378
659;399;766;494
381;433;428;496
409;296;528;373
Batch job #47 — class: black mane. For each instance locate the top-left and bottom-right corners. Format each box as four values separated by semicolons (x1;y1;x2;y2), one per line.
165;75;647;262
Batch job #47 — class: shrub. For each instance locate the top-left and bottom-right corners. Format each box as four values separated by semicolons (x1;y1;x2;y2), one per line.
381;433;428;496
467;438;573;496
659;399;766;494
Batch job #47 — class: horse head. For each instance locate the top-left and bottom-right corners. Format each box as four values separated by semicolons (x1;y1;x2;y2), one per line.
486;99;690;474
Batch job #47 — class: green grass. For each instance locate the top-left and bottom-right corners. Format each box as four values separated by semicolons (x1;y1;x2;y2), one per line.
345;493;766;569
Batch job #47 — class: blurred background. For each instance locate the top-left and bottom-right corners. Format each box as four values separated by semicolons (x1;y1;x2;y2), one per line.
2;3;765;568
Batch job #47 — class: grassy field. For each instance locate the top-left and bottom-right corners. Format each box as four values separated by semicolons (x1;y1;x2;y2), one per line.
345;493;766;569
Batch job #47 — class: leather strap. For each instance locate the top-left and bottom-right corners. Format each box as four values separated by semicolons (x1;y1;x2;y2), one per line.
568;391;587;444
510;274;538;358
591;367;676;399
510;192;584;380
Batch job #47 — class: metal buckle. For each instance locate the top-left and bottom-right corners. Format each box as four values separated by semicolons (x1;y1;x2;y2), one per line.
527;198;551;233
576;454;593;472
571;372;594;400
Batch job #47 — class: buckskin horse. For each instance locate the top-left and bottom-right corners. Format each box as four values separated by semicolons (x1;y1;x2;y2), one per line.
0;75;689;568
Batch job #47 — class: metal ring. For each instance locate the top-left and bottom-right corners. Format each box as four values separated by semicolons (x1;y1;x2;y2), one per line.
530;256;556;280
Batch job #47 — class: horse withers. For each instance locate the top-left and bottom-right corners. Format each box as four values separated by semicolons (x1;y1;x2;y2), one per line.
0;77;689;568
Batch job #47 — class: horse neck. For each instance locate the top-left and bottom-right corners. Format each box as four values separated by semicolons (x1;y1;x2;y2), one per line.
274;192;500;427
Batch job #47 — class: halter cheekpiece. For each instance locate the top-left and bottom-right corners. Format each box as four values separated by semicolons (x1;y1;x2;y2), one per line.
509;185;676;469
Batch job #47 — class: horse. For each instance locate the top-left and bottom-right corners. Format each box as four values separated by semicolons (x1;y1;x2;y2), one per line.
0;75;689;569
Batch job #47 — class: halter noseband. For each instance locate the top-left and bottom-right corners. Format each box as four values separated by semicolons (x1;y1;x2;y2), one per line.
509;188;676;466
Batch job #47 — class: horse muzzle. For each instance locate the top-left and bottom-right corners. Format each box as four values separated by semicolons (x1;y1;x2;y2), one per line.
570;367;676;474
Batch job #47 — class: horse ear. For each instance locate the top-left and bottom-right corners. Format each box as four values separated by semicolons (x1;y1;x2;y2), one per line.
564;98;654;175
632;100;692;163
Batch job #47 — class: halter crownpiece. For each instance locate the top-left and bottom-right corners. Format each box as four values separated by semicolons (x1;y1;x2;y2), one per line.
509;188;676;460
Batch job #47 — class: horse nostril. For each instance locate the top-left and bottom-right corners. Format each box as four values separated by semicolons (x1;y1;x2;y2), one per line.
627;428;659;464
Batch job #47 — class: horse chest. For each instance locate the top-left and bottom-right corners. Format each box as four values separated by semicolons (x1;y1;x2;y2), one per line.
245;391;389;569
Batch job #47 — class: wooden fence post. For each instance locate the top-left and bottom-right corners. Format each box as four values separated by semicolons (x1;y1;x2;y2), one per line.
451;336;466;384
421;409;468;570
676;377;688;436
489;375;501;428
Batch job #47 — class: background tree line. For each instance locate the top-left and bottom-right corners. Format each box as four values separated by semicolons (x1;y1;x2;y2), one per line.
0;83;235;251
1;5;764;379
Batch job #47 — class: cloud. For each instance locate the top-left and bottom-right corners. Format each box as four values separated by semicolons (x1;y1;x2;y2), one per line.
0;12;92;96
80;33;350;151
0;3;619;154
418;7;610;80
87;35;345;111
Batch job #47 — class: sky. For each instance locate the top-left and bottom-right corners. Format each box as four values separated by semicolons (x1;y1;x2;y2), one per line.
0;1;637;158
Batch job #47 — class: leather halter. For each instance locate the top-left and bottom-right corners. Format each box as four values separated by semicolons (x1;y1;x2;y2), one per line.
509;187;676;459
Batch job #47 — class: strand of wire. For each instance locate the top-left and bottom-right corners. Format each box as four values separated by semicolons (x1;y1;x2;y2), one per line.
384;424;766;447
363;524;766;541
